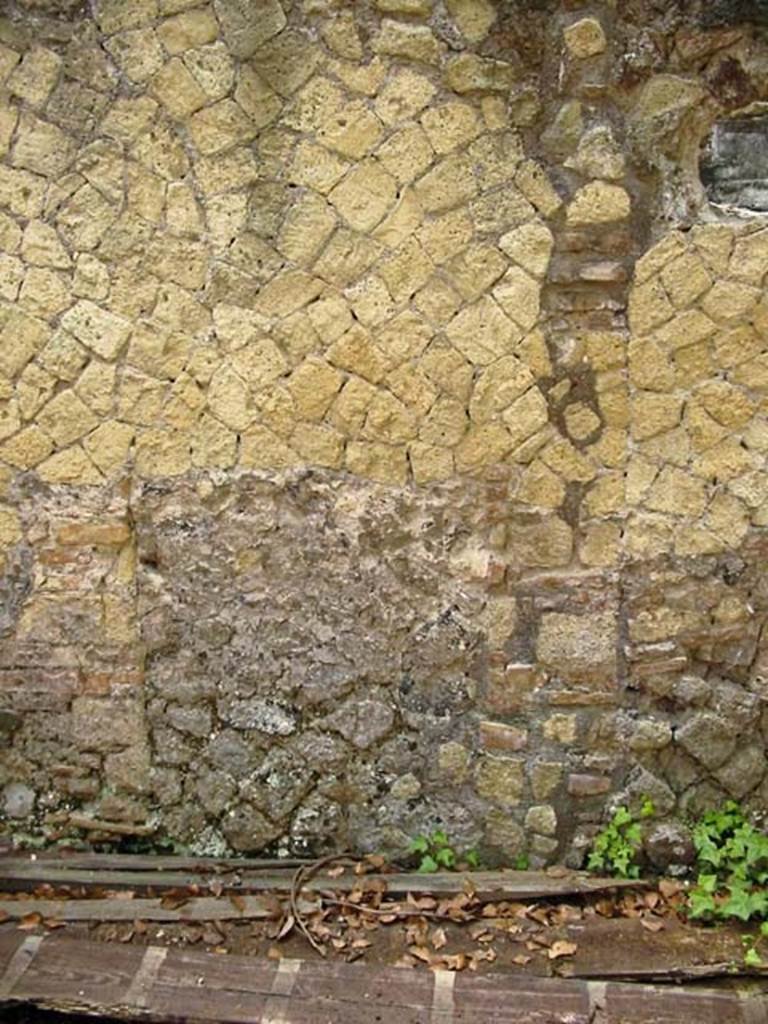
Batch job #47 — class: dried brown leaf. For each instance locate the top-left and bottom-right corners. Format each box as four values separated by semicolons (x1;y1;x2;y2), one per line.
431;926;447;950
277;915;295;940
409;945;432;963
548;940;578;960
18;913;42;931
442;952;468;972
641;917;665;933
512;954;532;966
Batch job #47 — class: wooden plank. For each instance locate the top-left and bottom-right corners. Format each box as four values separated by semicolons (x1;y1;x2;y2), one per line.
0;864;646;900
0;893;309;923
562;916;747;981
0;854;309;872
0;936;761;1024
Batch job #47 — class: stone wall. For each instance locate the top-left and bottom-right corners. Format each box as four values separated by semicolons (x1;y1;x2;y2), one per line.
1;0;768;865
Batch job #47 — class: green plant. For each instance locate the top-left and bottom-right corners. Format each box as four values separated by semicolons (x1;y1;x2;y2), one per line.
587;805;643;879
513;853;530;871
408;830;480;873
687;802;768;924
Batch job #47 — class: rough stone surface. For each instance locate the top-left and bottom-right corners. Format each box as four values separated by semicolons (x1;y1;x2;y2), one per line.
1;0;768;867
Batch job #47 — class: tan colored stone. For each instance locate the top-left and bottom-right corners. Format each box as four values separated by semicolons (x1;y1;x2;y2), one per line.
418;209;473;265
645;465;707;517
225;67;280;130
291;422;344;468
565;126;625;180
713;325;763;369
418;396;467;447
659;251;712;309
516;460;565;508
317;101;383;161
106;28;164;82
475;755;524;807
322;12;363;60
653;309;716;351
373;188;424;249
277;192;336;263
345;275;395;328
499;221;553;279
503;387;549;448
446;0;496;42
564;402;601;441
563;16;607;58
254;271;324;318
455;422;513;474
330;56;388;97
288;141;350;194
492;266;541;331
213;0;285;58
134;427;191;476
152;58;209;118
328;161;398;233
373;19;441;64
697;379;756;428
446;297;517;366
60;301;131;360
328;324;387;384
632;392;683;441
420;102;481;154
183;41;236;100
189;98;256;154
37;446;103;485
519;330;552;379
328;376;376;437
0;165;46;220
158;6;218;52
11;113;75;179
567;182;630;225
240;425;298;468
0;425;54;468
693;439;756;483
628;337;674;391
287;358;343;421
445;53;516;93
537;610;616;686
374;69;437;126
376;123;434;187
83;420;135;474
515;160;562;217
314;229;382;288
413;277;462;326
378;237;433;303
0;505;22;548
251;30;322;98
346;440;407;485
8;47;62;107
700;279;761;322
580;522;621;568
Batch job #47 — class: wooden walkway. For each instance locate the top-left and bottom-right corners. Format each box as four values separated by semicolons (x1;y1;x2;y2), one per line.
0;930;766;1023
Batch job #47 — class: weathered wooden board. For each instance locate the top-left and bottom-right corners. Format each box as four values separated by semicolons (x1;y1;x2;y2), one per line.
0;853;310;872
0;893;314;923
562;915;748;981
0;933;763;1024
0;861;647;900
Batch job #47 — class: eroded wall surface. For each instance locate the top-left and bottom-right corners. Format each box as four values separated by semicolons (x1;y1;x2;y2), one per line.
1;0;768;864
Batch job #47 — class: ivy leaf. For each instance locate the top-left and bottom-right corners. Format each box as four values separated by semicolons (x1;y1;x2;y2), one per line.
688;888;717;919
409;836;429;855
435;846;456;868
418;854;439;874
744;947;763;968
